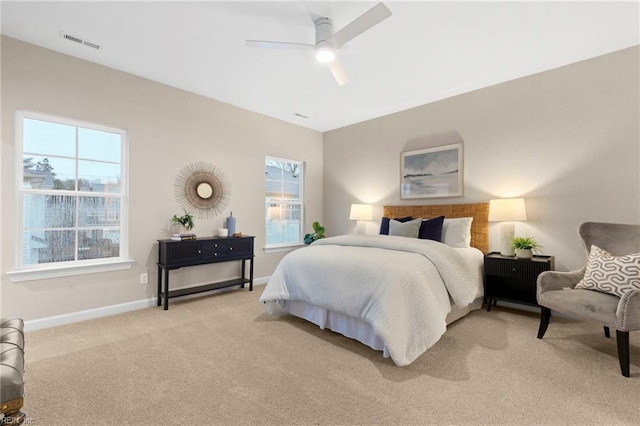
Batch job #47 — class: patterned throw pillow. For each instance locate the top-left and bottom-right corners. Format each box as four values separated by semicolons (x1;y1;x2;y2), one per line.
575;245;640;297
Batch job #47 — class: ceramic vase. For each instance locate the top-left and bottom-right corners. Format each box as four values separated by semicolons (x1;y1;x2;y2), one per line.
226;212;236;236
515;248;533;259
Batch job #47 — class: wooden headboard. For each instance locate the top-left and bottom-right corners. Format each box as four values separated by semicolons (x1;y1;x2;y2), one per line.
383;203;489;253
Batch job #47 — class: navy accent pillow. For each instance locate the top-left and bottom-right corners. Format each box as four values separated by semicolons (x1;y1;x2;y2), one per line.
379;216;413;235
418;216;445;242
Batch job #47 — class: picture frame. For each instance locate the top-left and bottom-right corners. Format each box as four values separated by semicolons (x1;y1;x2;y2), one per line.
400;143;463;199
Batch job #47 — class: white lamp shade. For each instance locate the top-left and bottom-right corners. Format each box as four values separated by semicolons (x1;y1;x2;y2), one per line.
488;198;527;222
349;204;373;221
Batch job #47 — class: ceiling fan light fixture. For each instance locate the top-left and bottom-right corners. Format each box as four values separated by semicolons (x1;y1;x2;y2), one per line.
245;3;392;85
315;45;335;63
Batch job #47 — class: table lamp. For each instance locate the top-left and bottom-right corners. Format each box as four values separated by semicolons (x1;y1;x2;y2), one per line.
488;198;527;256
349;204;373;235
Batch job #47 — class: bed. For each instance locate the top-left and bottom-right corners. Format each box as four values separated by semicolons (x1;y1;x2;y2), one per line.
259;203;489;366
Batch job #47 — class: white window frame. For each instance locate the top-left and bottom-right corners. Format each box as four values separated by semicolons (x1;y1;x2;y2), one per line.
265;156;304;252
8;110;132;282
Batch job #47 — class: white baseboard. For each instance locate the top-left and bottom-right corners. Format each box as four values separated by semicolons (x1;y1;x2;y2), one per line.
24;298;156;332
24;276;270;332
491;300;573;319
493;300;541;314
253;276;269;286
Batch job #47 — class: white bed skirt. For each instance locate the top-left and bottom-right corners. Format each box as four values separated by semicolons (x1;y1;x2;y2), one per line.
265;297;483;359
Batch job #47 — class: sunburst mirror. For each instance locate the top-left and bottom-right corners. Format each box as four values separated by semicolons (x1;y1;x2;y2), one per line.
174;162;231;219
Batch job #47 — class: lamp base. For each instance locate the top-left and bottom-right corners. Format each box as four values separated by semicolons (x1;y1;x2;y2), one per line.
500;222;516;256
356;221;366;235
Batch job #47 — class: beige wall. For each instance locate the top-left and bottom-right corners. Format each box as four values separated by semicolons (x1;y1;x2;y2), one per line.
2;35;638;323
324;46;640;271
1;37;323;321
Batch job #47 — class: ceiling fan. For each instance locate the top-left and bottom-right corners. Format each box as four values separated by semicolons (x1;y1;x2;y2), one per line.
245;3;392;86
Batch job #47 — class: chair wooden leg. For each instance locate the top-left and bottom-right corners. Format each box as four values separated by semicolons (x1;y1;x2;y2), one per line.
1;398;25;425
537;307;551;339
604;326;610;338
616;330;630;378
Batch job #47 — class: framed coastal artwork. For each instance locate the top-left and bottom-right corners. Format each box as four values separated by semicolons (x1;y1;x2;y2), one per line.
400;143;463;199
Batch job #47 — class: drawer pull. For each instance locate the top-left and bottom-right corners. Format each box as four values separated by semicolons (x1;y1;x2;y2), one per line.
198;250;201;254
214;243;218;248
214;253;218;257
229;247;233;251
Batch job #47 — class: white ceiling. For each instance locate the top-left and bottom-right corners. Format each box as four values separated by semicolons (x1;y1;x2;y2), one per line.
2;1;638;132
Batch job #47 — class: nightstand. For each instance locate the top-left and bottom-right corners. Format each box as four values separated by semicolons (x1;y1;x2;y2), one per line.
484;252;555;311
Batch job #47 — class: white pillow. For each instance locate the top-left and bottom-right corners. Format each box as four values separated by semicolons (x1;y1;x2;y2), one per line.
442;217;473;248
389;218;422;238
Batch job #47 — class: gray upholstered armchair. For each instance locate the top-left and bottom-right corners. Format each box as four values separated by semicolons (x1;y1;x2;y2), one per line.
536;222;640;377
1;318;25;424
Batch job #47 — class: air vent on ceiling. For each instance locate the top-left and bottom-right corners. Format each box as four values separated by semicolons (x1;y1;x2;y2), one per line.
293;113;308;119
61;32;101;50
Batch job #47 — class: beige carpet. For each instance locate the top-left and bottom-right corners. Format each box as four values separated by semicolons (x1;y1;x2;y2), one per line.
23;287;639;425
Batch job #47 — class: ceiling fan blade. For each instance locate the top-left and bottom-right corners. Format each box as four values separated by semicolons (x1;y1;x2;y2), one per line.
327;58;350;86
245;40;315;50
328;2;392;48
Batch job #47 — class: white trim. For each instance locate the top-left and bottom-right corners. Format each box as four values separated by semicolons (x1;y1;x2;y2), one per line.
253;276;269;286
493;300;540;314
23;277;270;331
24;296;155;331
7;259;134;282
15;109;129;269
265;156;304;247
264;244;303;254
492;300;572;319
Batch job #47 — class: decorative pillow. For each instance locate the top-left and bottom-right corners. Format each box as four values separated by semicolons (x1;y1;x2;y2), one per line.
574;245;640;297
389;218;422;238
442;217;473;248
379;216;412;235
418;216;445;242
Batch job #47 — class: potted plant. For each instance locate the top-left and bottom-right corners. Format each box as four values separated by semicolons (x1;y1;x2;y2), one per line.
171;211;195;233
304;221;326;245
511;236;542;259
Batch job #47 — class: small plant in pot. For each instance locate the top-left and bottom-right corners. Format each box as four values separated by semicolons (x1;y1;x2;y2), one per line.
304;221;325;245
511;236;542;259
171;211;195;233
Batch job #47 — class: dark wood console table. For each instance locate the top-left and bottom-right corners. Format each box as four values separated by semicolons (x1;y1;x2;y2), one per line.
157;235;255;310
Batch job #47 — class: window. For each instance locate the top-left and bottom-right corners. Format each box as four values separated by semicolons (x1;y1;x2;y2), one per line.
11;111;130;280
265;156;304;248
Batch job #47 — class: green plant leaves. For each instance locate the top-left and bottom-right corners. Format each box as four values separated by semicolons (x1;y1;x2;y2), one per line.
511;236;542;251
171;211;195;231
305;221;326;244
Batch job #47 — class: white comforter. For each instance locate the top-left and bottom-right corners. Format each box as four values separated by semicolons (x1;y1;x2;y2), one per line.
259;235;480;366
